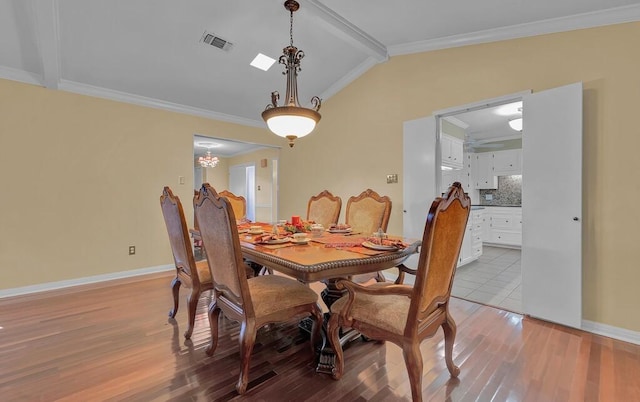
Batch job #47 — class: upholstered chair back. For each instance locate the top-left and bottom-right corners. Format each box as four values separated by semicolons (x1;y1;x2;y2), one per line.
219;190;247;221
160;187;201;288
345;189;392;235
307;190;342;227
194;184;255;318
411;183;471;320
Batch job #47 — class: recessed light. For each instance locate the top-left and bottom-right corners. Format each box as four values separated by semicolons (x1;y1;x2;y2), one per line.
250;53;276;71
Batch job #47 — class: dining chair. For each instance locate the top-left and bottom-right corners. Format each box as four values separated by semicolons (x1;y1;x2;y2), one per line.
219;190;247;222
345;188;391;236
160;186;214;340
193;183;323;395
191;189;204;258
345;188;392;283
306;190;342;228
327;182;471;402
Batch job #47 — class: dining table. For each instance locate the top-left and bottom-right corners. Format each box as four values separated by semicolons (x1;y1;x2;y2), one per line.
236;222;421;374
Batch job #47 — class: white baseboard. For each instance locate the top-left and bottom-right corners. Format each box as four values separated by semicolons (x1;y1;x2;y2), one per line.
0;264;174;299
582;320;640;346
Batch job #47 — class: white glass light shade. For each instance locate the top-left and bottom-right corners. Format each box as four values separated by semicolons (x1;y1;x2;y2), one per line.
508;117;523;131
262;106;321;139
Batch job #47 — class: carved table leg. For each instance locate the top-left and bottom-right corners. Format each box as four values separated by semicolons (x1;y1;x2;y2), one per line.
298;277;363;374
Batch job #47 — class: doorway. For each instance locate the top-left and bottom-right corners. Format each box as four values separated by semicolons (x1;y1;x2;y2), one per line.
403;83;583;329
193;135;281;223
437;99;524;313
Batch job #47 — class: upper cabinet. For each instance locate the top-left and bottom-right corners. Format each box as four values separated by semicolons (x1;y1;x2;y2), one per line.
493;149;522;175
474;153;498;189
472;148;522;189
441;153;474;195
441;133;464;170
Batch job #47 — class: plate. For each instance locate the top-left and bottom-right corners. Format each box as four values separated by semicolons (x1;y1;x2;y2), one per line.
248;229;264;235
262;237;290;245
362;241;398;251
290;238;309;245
328;228;352;234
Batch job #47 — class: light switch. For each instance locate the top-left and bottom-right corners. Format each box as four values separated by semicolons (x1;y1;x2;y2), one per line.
179;176;185;185
386;174;398;184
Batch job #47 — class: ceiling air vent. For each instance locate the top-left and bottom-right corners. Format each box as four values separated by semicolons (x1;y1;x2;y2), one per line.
200;31;233;51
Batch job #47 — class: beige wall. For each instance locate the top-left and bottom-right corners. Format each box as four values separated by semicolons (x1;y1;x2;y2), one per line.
0;79;278;288
1;21;639;333
203;158;229;190
277;22;640;332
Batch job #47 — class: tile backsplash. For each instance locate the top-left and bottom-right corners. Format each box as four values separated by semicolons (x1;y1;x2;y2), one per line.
479;175;522;205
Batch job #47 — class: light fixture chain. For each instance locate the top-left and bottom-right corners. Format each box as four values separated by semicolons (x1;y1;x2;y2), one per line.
289;8;294;47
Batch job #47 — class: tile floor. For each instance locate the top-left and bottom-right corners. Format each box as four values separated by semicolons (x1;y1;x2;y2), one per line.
451;246;522;313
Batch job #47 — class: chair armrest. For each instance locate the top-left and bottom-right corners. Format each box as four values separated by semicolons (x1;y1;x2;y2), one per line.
335;279;413;321
337;280;413;296
393;263;418;284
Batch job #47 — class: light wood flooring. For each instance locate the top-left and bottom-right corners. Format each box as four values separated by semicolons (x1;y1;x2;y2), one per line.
1;273;639;401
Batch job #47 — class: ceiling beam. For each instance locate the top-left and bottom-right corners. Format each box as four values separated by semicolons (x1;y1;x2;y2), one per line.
304;0;388;62
32;0;61;89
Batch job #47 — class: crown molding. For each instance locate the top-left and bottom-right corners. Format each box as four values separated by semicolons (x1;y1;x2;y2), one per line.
58;80;265;128
0;65;43;86
389;4;640;56
442;116;469;129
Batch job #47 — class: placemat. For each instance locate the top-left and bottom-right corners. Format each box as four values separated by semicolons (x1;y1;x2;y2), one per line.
311;235;368;247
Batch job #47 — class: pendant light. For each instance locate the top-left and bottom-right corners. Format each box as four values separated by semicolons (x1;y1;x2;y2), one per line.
261;0;321;148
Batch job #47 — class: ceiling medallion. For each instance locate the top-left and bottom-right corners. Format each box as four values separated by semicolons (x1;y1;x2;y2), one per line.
261;0;321;148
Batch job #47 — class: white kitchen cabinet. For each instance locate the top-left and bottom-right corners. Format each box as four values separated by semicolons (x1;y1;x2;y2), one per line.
481;209;491;240
484;206;522;247
493;149;522;175
458;209;483;266
474;153;497;189
441;169;460;195
460;153;474;191
441;133;464;169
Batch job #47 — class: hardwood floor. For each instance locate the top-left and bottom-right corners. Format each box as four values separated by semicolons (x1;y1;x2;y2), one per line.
1;273;639;401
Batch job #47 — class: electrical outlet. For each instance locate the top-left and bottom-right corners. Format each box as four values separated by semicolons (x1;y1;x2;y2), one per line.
128;245;136;255
386;174;398;184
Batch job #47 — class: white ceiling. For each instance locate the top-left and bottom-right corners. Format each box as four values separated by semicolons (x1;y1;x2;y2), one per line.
193;135;272;158
2;0;640;132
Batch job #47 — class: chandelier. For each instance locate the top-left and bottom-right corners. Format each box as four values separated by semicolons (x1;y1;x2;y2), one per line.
262;0;321;148
198;151;219;168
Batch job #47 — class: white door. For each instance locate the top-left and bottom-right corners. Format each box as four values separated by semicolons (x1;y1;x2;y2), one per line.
229;164;256;222
522;82;583;329
402;116;437;269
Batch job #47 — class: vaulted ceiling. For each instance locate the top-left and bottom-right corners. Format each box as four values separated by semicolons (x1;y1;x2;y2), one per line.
2;0;640;131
